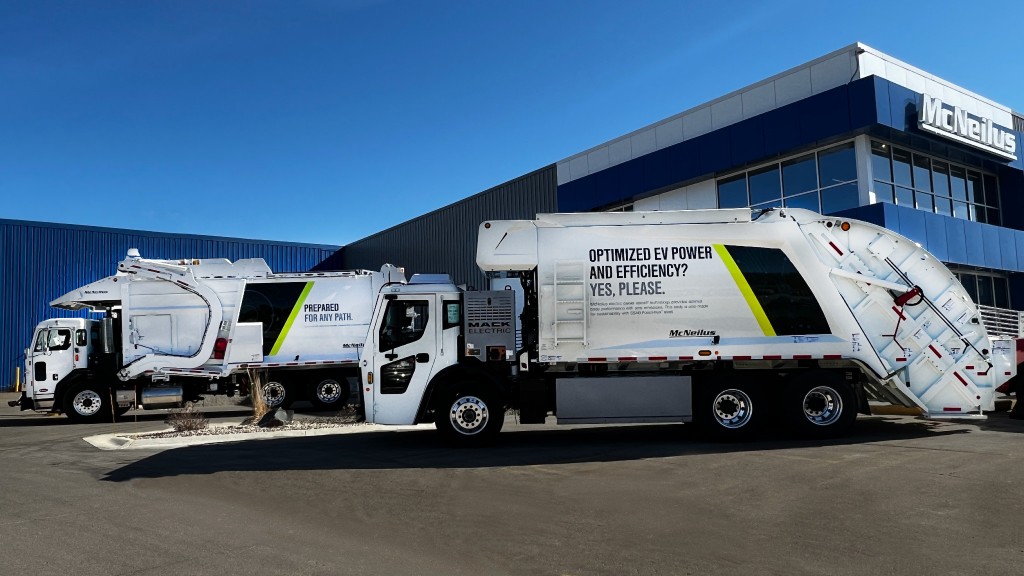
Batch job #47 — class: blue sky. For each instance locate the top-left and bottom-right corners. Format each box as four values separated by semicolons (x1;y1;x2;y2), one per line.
3;0;1022;246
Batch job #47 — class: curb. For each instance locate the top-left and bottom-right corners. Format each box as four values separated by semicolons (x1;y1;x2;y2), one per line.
83;423;434;451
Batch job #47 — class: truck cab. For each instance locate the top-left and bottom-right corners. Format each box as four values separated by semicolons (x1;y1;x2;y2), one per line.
361;277;462;425
18;318;96;413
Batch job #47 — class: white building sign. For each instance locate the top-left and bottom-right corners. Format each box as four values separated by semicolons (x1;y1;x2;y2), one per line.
918;95;1017;161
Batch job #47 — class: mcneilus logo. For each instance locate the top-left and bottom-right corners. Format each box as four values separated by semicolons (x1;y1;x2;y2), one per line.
669;329;716;338
918;95;1017;161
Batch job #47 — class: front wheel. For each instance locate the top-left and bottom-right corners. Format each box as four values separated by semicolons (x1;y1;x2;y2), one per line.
63;382;113;423
434;383;504;447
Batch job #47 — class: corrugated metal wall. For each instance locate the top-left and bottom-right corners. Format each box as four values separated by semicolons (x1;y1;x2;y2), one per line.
0;219;339;391
340;165;558;287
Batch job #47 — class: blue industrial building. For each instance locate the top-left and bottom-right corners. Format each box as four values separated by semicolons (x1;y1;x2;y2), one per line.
0;219;338;390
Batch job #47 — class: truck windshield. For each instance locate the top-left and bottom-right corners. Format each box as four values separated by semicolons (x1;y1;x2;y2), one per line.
33;330;47;353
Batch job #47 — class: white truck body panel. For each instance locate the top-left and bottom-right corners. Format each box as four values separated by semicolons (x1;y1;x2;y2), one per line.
476;208;1014;417
49;253;406;381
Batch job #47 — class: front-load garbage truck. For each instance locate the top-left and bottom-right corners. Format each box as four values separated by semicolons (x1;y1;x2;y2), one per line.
11;250;404;421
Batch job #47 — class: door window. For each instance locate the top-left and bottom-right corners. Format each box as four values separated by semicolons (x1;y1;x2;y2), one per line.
47;328;72;351
379;300;430;352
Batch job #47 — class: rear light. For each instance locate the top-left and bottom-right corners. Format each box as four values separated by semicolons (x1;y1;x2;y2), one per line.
213;337;228;360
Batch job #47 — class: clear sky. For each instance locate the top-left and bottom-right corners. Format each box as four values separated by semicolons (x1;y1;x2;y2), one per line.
3;0;1022;247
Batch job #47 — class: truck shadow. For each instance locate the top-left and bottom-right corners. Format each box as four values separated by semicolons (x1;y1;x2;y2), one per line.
0;409;251;428
101;416;968;482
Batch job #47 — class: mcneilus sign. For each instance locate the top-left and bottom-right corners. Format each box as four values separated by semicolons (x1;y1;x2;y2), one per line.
918;95;1018;161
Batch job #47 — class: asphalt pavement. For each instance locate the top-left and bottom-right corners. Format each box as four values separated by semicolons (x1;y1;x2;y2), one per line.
1;392;1022;576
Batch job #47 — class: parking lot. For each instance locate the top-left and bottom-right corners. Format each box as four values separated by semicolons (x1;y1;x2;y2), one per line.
1;393;1022;576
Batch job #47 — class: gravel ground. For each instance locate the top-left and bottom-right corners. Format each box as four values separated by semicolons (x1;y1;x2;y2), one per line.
138;407;364;439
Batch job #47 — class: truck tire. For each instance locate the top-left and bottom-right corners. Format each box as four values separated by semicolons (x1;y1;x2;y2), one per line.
434;381;504;447
308;376;350;411
785;374;856;439
696;380;761;441
263;380;291;409
63;382;113;423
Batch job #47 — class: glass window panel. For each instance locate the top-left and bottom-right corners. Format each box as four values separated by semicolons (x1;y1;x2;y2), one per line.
983;174;998;207
749;165;781;205
950;166;967;201
874;182;894;204
932;161;950;198
967;171;983;205
994;277;1009;309
953;201;969;219
912;154;932;192
977;276;994;307
379;300;430;352
785;191;820;212
892;148;913;187
960;274;978;303
717;175;748;208
895;186;914;207
987;207;1000;225
870;141;892;182
818;143;857;186
972;204;985;223
751;198;783;211
916;192;934;213
934;196;952;216
820;182;859;214
782;154;817;196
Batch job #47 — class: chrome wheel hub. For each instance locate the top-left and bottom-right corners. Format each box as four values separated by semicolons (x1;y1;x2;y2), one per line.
315;379;343;404
72;390;103;416
449;395;489;435
263;381;286;408
802;386;843;426
713;389;753;429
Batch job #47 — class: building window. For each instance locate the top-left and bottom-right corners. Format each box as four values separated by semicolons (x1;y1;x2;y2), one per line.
950;268;1010;309
869;140;1000;224
715;142;858;214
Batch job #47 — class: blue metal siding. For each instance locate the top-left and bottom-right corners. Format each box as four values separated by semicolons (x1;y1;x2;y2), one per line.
558;76;881;212
340;166;557;290
0;219;339;391
837;204;1024;273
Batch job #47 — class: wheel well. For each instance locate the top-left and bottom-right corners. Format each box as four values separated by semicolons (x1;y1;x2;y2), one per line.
414;364;504;424
51;370;92;413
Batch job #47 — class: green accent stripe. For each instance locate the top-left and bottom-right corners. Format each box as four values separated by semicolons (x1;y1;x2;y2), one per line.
269;281;314;356
713;244;776;337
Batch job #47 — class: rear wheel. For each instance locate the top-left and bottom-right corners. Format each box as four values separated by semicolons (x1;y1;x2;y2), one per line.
63;382;112;423
786;373;856;439
696;380;761;441
434;381;504;447
262;380;290;409
308;376;350;411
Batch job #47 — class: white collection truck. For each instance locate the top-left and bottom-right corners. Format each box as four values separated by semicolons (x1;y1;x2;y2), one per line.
11;250;405;422
358;208;1017;445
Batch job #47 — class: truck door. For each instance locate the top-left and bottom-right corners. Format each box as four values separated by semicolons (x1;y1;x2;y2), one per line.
363;295;439;425
28;327;75;399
